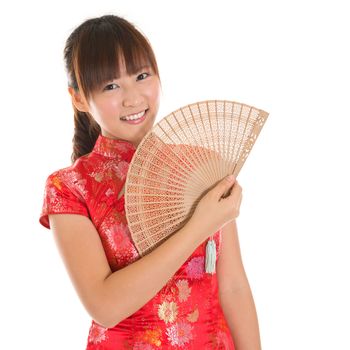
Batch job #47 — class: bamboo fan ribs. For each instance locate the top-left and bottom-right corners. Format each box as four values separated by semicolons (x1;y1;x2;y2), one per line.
124;100;269;256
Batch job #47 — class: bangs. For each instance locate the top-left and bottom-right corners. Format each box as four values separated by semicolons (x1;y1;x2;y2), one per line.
73;18;158;99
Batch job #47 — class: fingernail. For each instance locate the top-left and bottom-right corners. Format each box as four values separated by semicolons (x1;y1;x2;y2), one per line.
226;175;235;182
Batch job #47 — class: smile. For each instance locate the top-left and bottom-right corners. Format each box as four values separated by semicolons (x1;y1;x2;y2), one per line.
120;109;148;124
120;110;146;121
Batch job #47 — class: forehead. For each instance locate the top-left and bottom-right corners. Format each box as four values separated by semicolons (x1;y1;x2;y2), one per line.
113;54;152;78
78;41;156;96
113;61;152;79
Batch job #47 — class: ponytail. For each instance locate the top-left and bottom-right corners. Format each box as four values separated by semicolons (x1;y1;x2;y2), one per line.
71;107;100;163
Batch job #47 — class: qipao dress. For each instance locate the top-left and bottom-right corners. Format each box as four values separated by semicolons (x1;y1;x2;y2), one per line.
39;134;235;349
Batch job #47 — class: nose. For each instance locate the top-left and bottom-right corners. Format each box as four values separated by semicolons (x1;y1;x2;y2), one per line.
122;86;143;108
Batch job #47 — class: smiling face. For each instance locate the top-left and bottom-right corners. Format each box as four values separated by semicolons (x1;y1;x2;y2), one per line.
81;59;161;148
65;15;161;161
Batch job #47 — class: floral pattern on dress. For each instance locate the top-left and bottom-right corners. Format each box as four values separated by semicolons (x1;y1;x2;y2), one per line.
216;330;233;348
40;134;235;349
141;328;162;347
59;169;88;198
133;342;155;350
90;158;130;182
166;321;194;347
158;301;178;324
176;279;191;302
99;218;139;269
115;194;126;213
186;308;199;323
114;160;130;180
185;256;205;279
87;322;108;344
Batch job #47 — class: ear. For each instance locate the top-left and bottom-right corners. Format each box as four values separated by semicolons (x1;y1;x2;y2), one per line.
68;87;89;113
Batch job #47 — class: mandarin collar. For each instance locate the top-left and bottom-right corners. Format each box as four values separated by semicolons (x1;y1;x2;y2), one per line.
92;134;136;161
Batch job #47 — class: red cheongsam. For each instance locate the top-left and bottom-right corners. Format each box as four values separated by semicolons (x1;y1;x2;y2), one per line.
39;134;235;349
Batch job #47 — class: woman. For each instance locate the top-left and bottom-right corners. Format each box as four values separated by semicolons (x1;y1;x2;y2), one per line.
39;14;261;349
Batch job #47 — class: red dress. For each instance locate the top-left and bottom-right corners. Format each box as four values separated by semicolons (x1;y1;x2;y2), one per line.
39;134;235;349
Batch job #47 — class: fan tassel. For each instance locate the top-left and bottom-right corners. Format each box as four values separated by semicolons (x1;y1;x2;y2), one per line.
205;237;216;274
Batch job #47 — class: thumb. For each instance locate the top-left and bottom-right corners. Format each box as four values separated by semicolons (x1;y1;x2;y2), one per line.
214;175;235;199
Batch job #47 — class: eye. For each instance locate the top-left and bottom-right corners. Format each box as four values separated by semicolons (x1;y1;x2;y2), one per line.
137;72;150;81
103;83;119;91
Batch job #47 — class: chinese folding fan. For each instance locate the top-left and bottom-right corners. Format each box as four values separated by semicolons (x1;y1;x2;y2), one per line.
124;100;269;256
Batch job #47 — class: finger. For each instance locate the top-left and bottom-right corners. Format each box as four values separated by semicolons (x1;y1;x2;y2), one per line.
236;193;242;210
215;176;236;200
230;183;242;204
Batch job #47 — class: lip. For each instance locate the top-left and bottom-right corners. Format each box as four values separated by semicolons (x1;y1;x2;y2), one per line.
121;109;148;124
121;109;147;118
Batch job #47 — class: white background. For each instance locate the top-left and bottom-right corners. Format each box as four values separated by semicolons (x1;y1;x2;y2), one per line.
1;0;349;349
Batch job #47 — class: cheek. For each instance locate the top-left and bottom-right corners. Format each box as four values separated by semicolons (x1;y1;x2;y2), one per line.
92;97;120;117
147;81;161;107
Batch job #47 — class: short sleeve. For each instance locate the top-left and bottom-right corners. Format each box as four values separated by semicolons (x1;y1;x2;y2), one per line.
39;171;90;229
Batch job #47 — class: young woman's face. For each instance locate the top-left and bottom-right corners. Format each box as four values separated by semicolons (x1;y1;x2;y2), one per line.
87;60;161;147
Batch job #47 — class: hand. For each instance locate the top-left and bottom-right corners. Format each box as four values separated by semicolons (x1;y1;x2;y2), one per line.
189;176;242;243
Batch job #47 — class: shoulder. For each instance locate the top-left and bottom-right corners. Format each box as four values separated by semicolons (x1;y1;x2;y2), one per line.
42;152;102;210
40;154;95;229
45;152;96;187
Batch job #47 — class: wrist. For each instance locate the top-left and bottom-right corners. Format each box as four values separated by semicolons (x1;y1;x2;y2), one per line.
184;219;211;246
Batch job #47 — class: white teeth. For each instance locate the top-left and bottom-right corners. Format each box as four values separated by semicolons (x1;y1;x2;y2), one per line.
121;110;146;121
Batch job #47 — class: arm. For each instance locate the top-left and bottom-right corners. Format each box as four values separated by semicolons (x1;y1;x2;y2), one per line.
49;214;203;328
217;220;262;350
